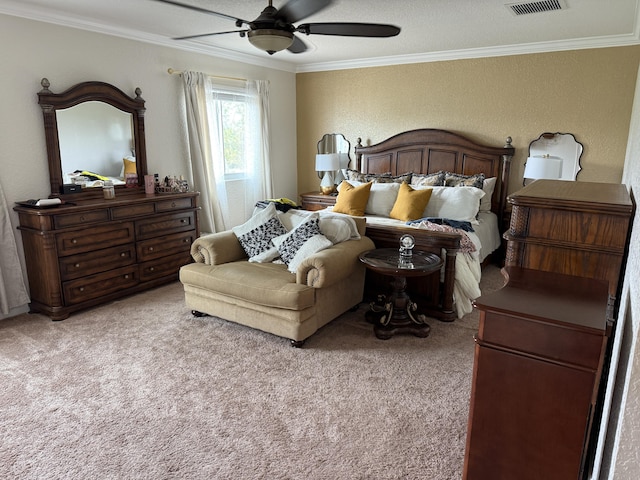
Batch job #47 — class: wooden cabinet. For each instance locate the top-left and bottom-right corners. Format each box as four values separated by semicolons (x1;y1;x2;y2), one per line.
463;267;611;480
504;180;634;303
14;192;199;320
299;191;337;211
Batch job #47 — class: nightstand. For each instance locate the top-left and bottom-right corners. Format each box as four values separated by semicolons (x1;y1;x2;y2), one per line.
300;191;337;211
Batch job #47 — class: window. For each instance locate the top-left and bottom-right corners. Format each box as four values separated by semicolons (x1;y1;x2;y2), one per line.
209;89;250;179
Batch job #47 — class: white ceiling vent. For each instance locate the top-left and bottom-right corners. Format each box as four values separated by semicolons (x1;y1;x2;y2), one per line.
506;0;567;16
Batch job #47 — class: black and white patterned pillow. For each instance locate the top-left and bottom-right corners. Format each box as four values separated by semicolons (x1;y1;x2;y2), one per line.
273;216;333;273
411;171;445;187
236;216;287;259
232;202;287;262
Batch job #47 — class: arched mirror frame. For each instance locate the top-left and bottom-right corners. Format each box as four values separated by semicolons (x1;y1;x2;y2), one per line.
527;132;583;182
317;133;351;159
38;77;148;199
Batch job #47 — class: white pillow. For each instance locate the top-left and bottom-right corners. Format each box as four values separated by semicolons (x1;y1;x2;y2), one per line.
340;180;400;216
232;203;287;262
480;177;497;212
272;215;333;273
417;186;485;223
276;209;360;244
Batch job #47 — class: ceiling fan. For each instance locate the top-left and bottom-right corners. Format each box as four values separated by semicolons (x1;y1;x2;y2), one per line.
153;0;401;55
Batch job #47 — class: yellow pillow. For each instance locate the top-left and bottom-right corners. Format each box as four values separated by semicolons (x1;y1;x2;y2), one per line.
332;181;372;216
389;182;433;221
123;157;137;175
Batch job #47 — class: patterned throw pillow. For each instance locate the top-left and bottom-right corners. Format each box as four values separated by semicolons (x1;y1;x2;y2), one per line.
411;171;445;187
232;203;287;262
273;216;333;273
373;172;412;184
345;169;391;183
443;172;485;189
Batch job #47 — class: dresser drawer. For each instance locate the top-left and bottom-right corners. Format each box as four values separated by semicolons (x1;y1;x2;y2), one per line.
156;197;195;212
479;311;605;369
53;209;110;229
59;244;136;281
111;202;155;220
56;222;135;256
137;230;195;262
63;265;138;305
135;211;196;240
139;251;192;282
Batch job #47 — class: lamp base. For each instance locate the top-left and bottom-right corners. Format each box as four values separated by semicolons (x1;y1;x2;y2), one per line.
320;185;336;195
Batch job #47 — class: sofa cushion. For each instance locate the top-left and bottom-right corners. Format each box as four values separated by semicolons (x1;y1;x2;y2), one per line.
180;261;315;311
232;202;286;262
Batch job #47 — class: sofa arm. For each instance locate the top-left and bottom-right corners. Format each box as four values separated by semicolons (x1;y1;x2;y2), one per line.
296;236;376;288
191;230;246;265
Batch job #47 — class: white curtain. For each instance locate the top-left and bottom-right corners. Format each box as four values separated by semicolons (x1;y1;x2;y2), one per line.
181;71;229;234
182;72;272;230
243;79;273;219
0;179;29;315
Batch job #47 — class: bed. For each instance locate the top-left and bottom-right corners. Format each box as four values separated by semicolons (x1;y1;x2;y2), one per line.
351;129;515;321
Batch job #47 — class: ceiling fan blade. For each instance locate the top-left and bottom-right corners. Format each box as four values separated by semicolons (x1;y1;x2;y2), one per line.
297;22;401;37
173;30;249;41
152;0;249;26
287;35;308;54
277;0;333;24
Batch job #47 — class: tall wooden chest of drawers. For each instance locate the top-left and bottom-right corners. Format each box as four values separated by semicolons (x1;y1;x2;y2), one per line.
14;192;199;320
504;180;634;304
463;267;610;480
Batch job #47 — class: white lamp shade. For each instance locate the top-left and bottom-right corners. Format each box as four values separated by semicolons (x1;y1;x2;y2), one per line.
524;155;563;180
315;153;340;172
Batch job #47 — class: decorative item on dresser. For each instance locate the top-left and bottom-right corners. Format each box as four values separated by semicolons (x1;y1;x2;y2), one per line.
464;267;611;480
14;78;200;320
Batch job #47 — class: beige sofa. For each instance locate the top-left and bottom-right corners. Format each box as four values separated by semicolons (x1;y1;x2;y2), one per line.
179;213;375;346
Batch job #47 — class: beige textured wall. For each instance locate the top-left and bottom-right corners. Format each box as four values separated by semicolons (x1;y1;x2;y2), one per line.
296;46;640;199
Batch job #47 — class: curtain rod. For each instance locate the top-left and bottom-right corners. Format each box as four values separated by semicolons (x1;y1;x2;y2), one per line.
167;68;246;82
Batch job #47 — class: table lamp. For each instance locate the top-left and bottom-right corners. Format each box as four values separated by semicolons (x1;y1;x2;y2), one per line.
523;154;563;184
316;153;340;194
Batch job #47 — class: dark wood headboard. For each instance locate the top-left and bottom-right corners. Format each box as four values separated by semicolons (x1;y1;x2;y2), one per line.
354;129;514;229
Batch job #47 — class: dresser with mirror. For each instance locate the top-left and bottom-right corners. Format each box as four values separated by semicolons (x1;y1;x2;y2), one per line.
14;78;199;320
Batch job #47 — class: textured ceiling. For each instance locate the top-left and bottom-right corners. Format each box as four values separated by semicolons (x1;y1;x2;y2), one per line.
1;0;639;72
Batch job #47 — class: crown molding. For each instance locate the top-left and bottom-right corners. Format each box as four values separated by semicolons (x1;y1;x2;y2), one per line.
0;3;297;73
295;33;640;73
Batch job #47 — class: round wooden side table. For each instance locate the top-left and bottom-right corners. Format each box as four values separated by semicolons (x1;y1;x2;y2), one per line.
359;248;444;340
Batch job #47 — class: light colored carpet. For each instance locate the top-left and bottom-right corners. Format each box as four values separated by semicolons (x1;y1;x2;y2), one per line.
0;265;505;480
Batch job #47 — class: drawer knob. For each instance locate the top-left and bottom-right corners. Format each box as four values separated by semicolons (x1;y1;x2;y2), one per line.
120;252;126;257
180;219;187;223
149;267;155;272
184;239;190;243
80;216;85;222
124;274;129;279
72;239;77;244
75;263;80;268
148;247;154;252
171;202;177;208
79;287;84;292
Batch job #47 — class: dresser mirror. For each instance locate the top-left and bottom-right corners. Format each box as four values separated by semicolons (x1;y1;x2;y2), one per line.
38;78;148;198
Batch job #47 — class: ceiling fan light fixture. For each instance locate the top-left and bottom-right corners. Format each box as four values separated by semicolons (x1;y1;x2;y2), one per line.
248;29;294;54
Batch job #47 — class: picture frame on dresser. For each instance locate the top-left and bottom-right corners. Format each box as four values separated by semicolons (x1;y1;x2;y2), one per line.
14;78;200;320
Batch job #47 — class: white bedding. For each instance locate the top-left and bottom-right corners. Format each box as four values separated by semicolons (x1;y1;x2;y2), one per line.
341;210;501;318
